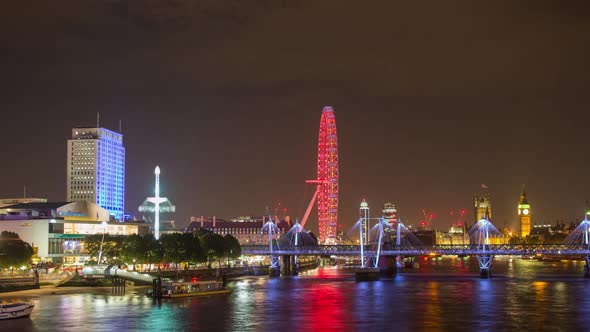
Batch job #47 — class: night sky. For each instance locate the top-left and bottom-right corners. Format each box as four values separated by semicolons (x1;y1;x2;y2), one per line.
2;1;590;233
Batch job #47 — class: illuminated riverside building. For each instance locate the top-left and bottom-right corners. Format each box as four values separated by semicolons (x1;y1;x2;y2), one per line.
436;224;469;245
518;187;532;237
185;216;291;245
67;127;125;220
0;201;148;264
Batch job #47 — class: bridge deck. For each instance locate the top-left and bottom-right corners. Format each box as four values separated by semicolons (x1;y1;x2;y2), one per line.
82;265;157;283
241;244;590;256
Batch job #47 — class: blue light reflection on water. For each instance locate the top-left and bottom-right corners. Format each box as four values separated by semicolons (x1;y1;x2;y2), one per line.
2;258;590;331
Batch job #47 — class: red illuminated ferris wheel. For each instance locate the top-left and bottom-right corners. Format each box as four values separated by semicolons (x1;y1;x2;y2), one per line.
301;106;339;244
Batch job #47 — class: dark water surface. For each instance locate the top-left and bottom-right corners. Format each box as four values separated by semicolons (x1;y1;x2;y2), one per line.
2;257;590;331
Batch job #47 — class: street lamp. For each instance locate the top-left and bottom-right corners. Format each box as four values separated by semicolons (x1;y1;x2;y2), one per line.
97;221;108;264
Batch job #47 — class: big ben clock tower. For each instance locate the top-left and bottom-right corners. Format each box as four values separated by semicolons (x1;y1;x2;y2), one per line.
518;186;531;237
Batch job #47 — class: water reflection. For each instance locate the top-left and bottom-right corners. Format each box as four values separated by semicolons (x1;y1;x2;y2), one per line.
2;258;590;331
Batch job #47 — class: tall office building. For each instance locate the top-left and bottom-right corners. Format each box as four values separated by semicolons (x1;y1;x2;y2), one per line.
383;202;398;224
67;127;125;220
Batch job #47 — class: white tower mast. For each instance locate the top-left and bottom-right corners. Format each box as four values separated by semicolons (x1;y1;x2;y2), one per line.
154;166;161;240
139;166;175;240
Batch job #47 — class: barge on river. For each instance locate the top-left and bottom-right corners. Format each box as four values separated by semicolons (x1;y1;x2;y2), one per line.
148;280;230;298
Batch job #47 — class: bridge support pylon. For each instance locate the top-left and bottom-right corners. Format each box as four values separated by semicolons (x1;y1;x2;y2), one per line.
279;255;299;276
290;255;299;276
378;255;397;279
269;256;280;277
152;277;162;300
477;254;493;278
584;256;590;278
281;256;291;276
112;277;126;295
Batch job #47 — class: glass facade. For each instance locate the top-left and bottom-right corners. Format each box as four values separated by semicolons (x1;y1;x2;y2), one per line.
67;127;125;220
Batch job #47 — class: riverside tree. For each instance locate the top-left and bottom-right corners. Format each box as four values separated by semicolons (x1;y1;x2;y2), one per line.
0;231;34;269
84;234;124;263
84;231;240;269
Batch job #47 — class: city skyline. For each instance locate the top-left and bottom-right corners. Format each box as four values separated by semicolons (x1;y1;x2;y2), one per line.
2;1;590;231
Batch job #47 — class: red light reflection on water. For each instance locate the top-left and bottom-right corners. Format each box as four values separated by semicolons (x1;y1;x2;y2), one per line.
300;282;346;332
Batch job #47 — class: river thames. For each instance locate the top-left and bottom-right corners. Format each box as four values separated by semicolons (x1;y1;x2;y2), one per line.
2;256;590;331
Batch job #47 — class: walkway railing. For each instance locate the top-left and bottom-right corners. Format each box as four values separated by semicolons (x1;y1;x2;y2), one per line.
82;265;156;284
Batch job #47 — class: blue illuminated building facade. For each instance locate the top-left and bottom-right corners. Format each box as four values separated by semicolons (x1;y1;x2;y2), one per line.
67;127;125;220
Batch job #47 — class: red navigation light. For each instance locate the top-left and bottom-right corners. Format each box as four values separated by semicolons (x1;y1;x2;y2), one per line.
458;222;463;226
460;209;466;216
192;276;197;283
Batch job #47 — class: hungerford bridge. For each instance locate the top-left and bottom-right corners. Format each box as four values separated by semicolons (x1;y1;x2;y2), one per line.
244;215;590;279
83;216;590;283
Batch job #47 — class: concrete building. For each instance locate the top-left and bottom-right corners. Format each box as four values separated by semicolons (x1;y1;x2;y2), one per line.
0;198;48;208
185;216;290;245
67;127;125;220
0;201;148;264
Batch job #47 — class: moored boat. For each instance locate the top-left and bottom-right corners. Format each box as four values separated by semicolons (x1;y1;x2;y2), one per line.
521;255;536;260
150;280;230;298
0;303;34;320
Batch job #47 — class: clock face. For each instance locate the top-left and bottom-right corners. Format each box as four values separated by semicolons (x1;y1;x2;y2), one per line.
523;208;529;215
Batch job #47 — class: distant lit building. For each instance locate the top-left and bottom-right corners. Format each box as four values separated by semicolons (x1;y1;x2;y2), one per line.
159;220;181;236
413;230;435;246
530;224;552;241
0;202;148;264
383;202;397;224
67;127;125;220
185;216;290;245
517;187;532;237
359;200;370;245
436;224;468;245
474;190;492;222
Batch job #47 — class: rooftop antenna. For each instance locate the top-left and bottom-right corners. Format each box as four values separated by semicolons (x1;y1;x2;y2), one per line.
23;185;26;198
97;112;100;129
119;119;122;133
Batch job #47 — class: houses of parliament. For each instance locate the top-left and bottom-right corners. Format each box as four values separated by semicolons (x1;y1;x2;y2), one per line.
474;186;532;240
